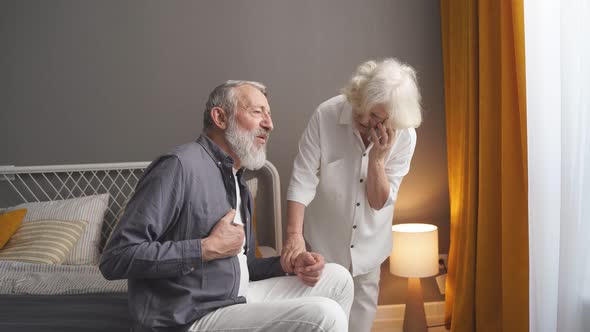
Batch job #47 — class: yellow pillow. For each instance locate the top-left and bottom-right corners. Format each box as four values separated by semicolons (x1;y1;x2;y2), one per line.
0;208;27;249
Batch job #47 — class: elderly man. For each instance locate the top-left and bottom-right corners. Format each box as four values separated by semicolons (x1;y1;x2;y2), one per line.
281;59;423;332
100;81;353;332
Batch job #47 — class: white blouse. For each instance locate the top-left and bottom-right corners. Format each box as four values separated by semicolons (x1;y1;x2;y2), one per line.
287;95;417;276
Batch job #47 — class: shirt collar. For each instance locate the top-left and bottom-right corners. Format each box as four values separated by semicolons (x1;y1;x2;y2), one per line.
339;100;353;125
196;133;235;168
338;100;374;151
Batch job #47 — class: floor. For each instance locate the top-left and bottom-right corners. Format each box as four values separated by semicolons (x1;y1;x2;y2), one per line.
371;301;447;332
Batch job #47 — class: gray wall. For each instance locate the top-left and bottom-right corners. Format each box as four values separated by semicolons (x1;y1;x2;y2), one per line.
0;0;448;302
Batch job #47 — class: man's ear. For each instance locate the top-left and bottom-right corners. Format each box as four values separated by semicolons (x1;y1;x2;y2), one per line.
210;107;228;130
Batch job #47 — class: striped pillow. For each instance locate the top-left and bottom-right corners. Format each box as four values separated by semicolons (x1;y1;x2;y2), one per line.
104;196;130;247
0;219;88;264
8;194;109;265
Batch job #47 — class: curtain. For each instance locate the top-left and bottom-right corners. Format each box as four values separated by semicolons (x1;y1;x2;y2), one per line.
525;0;590;330
440;0;529;330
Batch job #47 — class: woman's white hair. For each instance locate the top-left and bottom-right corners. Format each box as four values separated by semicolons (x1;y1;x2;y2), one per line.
342;58;422;129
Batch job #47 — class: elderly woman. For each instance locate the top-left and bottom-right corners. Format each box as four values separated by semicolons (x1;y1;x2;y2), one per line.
281;58;423;332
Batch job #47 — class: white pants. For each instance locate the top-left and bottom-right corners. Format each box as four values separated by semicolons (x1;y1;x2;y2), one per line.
349;267;381;332
190;263;354;332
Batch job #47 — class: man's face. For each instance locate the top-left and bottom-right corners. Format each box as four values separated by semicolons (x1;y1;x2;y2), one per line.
353;103;389;137
225;85;273;170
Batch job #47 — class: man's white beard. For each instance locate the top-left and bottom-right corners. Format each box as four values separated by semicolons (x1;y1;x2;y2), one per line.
225;115;268;170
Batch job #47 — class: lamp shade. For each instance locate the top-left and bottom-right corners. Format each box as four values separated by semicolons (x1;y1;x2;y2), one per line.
390;223;438;278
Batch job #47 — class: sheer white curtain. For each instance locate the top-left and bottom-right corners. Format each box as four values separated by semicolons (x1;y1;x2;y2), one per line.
525;0;590;331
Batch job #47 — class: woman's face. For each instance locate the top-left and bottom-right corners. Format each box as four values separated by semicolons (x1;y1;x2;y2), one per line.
353;104;389;137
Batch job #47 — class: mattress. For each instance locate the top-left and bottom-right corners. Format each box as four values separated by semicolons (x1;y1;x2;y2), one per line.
0;293;130;332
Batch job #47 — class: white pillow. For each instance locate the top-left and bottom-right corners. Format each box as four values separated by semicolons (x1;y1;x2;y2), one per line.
258;246;277;258
8;194;109;265
245;178;258;199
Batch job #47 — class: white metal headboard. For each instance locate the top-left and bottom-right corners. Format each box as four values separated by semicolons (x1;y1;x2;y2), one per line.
0;162;149;250
0;160;282;253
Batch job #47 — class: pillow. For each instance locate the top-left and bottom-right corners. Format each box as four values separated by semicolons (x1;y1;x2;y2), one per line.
8;194;109;265
0;219;87;264
245;178;263;258
245;178;258;201
257;246;277;258
104;196;130;248
0;209;27;249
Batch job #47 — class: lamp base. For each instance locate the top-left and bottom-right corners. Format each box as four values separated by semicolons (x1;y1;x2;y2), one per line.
403;277;427;332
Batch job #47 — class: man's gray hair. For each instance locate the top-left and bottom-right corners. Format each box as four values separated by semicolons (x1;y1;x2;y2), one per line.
342;58;422;129
203;80;267;130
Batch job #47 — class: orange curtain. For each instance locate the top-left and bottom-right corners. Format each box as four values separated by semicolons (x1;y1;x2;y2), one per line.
440;0;529;331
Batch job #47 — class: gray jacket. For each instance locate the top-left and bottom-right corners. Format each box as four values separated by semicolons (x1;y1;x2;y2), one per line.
100;135;284;332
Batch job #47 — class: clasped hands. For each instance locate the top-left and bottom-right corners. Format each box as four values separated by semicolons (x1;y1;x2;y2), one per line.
280;233;324;287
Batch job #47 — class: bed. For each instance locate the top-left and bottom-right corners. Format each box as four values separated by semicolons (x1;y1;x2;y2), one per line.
0;160;283;331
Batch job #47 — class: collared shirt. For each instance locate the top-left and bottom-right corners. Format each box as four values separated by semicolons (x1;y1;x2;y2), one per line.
232;167;250;298
100;134;284;332
287;95;417;276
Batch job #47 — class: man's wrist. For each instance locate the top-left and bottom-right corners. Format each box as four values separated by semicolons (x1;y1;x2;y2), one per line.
201;237;214;262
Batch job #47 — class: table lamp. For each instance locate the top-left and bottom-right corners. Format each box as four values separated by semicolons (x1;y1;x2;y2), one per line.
390;223;439;332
